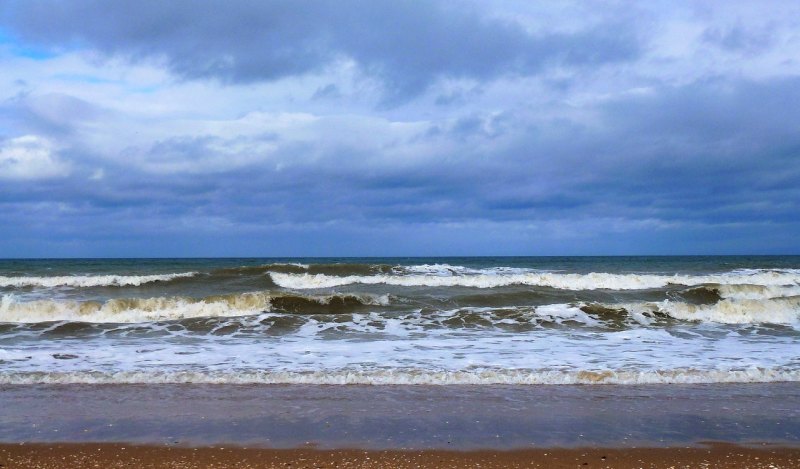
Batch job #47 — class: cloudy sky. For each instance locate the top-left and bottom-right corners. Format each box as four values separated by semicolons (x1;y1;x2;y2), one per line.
1;1;799;257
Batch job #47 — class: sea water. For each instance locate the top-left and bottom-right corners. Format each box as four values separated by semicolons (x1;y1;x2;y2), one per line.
1;256;799;385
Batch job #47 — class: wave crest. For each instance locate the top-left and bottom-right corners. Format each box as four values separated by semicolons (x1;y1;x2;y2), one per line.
646;297;800;325
0;292;389;324
269;269;800;291
0;272;197;288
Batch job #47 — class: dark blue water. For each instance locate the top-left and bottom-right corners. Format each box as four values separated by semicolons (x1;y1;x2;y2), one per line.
2;255;799;276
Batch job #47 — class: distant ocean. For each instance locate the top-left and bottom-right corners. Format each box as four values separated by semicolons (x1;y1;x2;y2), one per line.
1;256;799;385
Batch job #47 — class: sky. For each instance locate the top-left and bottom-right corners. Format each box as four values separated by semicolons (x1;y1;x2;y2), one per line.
0;1;799;257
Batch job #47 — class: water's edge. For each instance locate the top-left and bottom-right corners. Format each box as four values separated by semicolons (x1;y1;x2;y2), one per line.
1;383;798;449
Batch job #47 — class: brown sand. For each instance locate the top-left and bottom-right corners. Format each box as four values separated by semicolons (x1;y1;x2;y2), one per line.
1;443;799;468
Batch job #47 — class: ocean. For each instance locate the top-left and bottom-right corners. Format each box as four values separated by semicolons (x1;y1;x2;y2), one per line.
1;256;799;385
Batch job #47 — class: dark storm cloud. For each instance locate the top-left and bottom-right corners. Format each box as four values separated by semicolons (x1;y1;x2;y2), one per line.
512;78;800;225
2;76;797;224
7;77;797;239
0;0;641;102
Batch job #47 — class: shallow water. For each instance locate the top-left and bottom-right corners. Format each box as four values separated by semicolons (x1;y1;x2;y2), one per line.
0;383;798;448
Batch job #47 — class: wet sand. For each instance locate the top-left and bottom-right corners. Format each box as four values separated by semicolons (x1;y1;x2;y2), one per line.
1;384;799;448
1;383;799;467
1;443;799;468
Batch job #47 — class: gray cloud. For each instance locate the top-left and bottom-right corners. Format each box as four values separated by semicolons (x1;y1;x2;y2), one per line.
0;92;104;137
5;77;797;232
1;0;641;103
702;24;774;54
1;1;799;255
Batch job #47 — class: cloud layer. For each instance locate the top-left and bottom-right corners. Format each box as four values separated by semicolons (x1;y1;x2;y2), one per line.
0;1;799;256
2;0;640;101
0;135;69;180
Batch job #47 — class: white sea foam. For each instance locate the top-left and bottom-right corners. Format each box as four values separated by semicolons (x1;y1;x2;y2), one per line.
533;304;602;326
270;269;800;291
1;367;798;385
1;318;797;386
400;264;534;276
0;272;197;288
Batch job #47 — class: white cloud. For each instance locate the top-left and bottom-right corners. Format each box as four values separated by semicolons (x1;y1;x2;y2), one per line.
0;135;71;180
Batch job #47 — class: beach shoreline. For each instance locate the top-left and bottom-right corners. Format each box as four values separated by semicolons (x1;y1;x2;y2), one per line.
1;383;798;450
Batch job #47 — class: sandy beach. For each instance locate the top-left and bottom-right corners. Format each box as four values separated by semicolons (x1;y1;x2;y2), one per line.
2;443;800;468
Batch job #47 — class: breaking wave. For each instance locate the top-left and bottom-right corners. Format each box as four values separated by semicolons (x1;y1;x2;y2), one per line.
581;297;800;327
1;295;797;329
0;292;389;324
0;272;197;288
269;269;800;291
714;284;800;300
635;297;800;325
